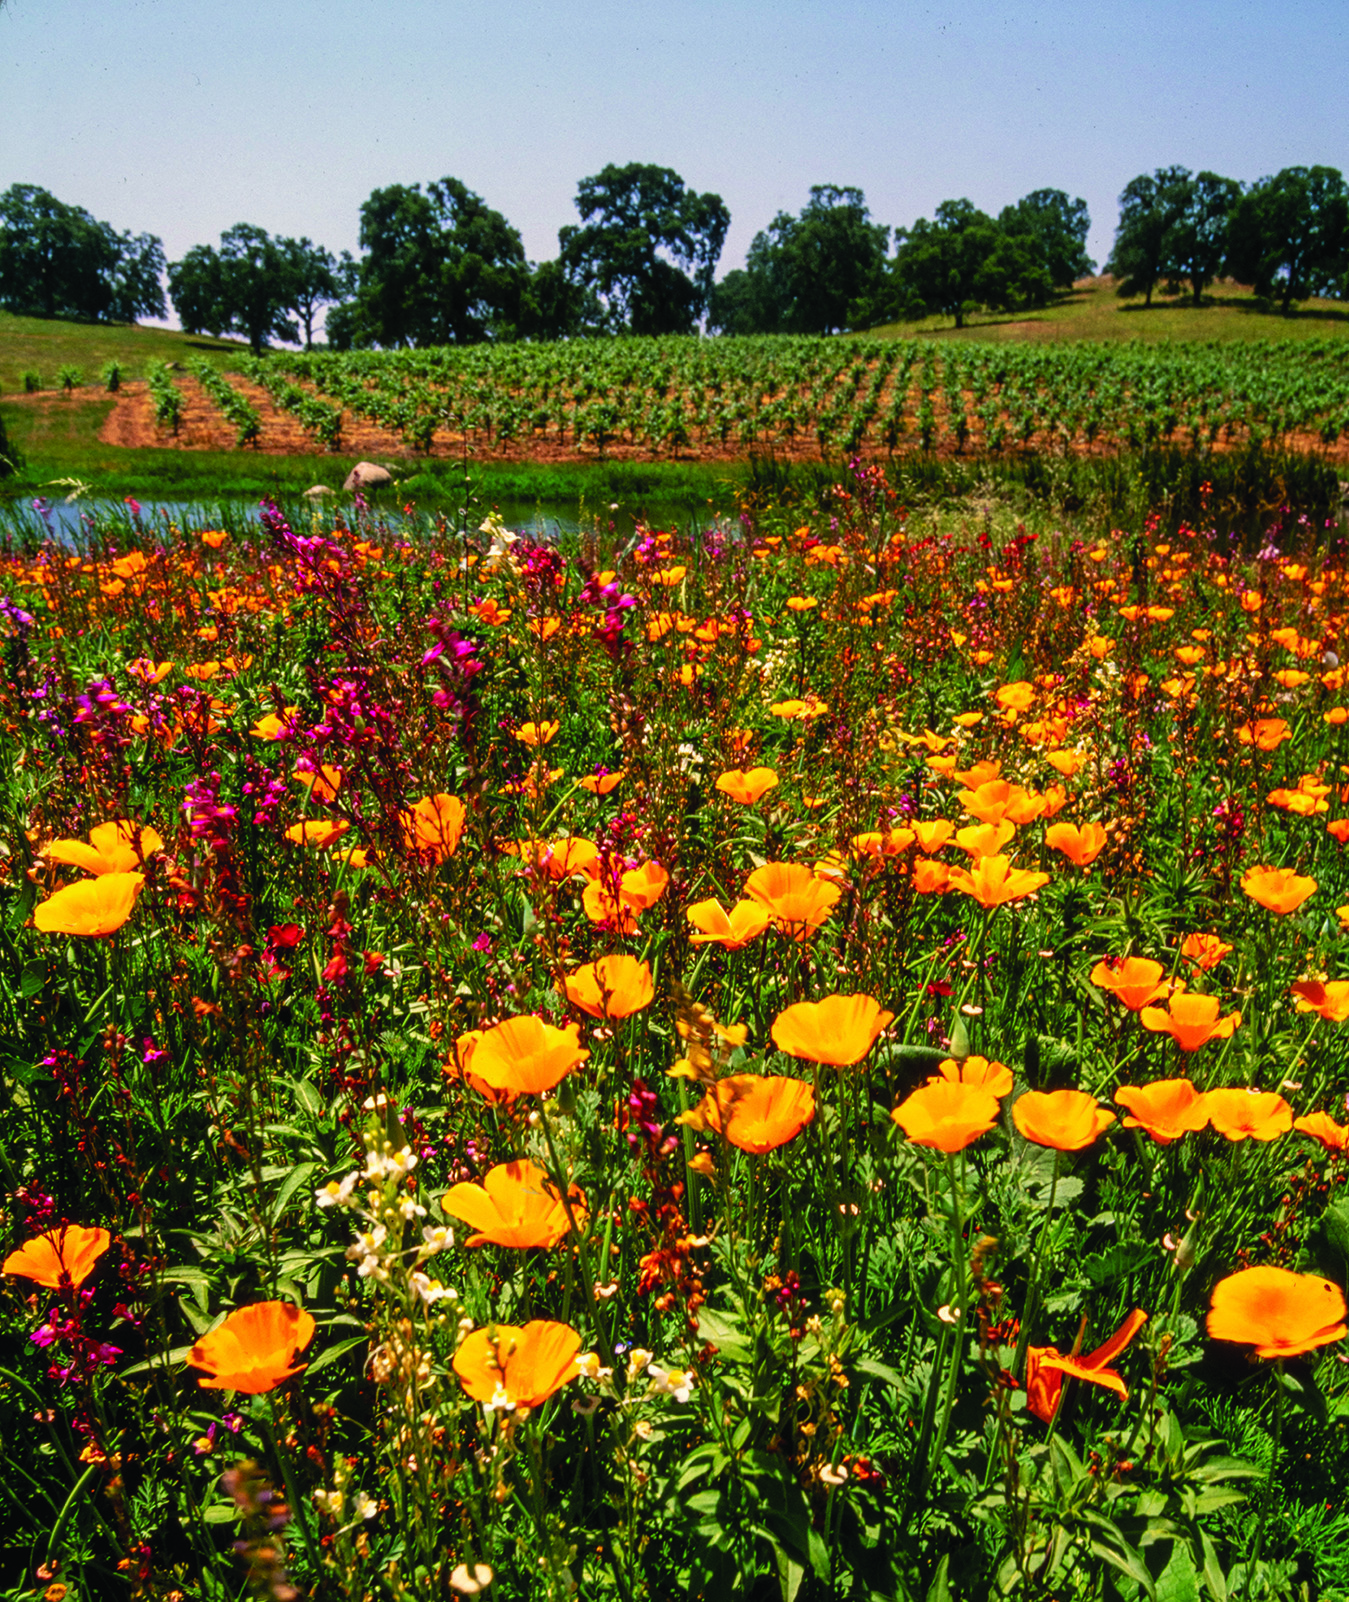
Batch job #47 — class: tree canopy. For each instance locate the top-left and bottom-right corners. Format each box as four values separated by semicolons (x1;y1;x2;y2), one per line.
890;199;1053;327
558;164;729;335
168;225;299;354
996;190;1093;290
1227;166;1349;311
0;184;165;323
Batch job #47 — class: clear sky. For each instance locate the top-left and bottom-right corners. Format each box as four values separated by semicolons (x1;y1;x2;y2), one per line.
3;0;1347;325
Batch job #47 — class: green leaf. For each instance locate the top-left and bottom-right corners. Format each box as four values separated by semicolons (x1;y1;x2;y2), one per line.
853;1356;906;1389
306;1334;367;1375
20;959;45;998
925;1554;952;1602
1088;1535;1157;1601
288;1076;324;1119
1321;1198;1349;1265
270;1161;320;1225
1199;1527;1227;1601
696;1306;754;1363
1082;1241;1154;1287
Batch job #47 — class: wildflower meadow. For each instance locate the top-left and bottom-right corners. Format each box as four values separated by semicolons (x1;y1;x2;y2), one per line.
4;472;1349;1601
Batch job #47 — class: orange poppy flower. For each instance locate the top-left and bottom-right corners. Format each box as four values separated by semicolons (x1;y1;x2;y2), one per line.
443;1159;585;1248
581;861;669;932
34;872;144;936
513;837;599;881
685;897;770;947
1180;932;1232;972
952;759;1001;788
446;1030;515;1105
1203;1087;1293;1142
1207;1267;1346;1358
466;1016;589;1096
948;855;1049;908
770;993;894;1067
295;764;343;802
931;1055;1014;1097
3;1225;110;1289
250;708;301;740
46;821;163;876
769;696;828;721
1090;957;1169;1012
954;821;1017;858
1240;865;1316;915
187;1302;316;1393
1013;1089;1115;1151
284;820;350;848
892;1080;1001;1152
516;721;560;748
1044;821;1107;868
691;1074;816;1153
1046;749;1084;778
1139;993;1241;1052
400;794;466;863
453;1320;582;1411
744;862;841;940
850;828;917;862
715;767;779;804
1291;980;1349;1022
577;770;624;795
1234;718;1291;751
911;820;955;854
994;681;1035;713
1114;1079;1210;1144
561;955;654;1020
1294;1111;1349;1154
1025;1309;1148;1423
958;780;1044;826
911;858;951;894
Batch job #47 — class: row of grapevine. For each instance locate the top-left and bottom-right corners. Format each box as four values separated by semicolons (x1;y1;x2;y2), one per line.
143;360;183;435
236;356;344;452
187;359;262;448
237;336;1349;460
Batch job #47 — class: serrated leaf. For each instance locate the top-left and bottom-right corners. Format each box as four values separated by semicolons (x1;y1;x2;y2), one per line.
853;1356;906;1389
1082;1241;1154;1287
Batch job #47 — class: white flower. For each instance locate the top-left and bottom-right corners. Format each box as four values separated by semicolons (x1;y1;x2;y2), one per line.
397;1196;427;1220
410;1271;456;1306
348;1224;387;1278
313;1488;343;1517
647;1362;694;1403
449;1563;494;1596
315;1172;359;1209
482;1382;516;1416
626;1348;654;1383
365;1145;418;1181
421;1223;454;1255
353;1491;377;1521
575;1351;613;1382
819;1462;849;1488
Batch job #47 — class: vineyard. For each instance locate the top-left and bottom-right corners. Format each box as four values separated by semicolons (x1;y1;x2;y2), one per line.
92;336;1349;466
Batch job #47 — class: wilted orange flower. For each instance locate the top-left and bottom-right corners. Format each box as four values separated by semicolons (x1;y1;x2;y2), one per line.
3;1225;110;1289
35;872;144;936
1090;956;1169;1011
467;1017;588;1097
715;767;779;804
577;770;624;795
911;858;951;894
1241;865;1317;915
1235;717;1290;751
517;720;560;748
689;1074;816;1153
1013;1089;1115;1151
911;820;955;854
771;994;894;1067
46;821;163;876
400;794;466;863
1207;1267;1346;1358
948;855;1049;908
1114;1079;1210;1144
562;955;654;1019
284;820;350;848
127;658;174;684
1180;932;1232;972
443;1159;585;1248
1139;992;1241;1051
954;821;1017;858
1025;1310;1148;1423
453;1321;582;1411
1204;1087;1293;1142
1044;821;1107;867
1294;1111;1349;1154
685;897;770;948
892;1080;1001;1152
187;1302;316;1393
1291;980;1349;1022
744;862;841;940
932;1055;1014;1097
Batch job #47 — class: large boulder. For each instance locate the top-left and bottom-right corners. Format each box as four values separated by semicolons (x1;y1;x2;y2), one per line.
343;461;393;492
304;484;334;499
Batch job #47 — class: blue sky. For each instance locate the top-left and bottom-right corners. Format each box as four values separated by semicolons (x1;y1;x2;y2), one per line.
3;0;1347;323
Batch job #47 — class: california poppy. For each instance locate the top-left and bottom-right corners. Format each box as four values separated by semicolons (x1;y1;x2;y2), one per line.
400;793;466;863
911;820;955;854
954;821;1017;858
187;1302;316;1393
578;770;624;795
1207;1266;1346;1358
948;855;1049;908
443;1159;585;1248
453;1320;582;1411
3;1224;110;1289
850;828;917;862
1025;1309;1148;1423
770;993;894;1067
34;872;144;936
715;767;779;804
1294;1111;1349;1154
685;897;770;948
561;955;654;1020
958;780;1044;827
467;1016;589;1096
892;1080;1001;1152
1044;821;1107;868
513;837;599;881
690;1074;816;1153
1115;1079;1210;1144
1240;866;1316;916
1013;1089;1115;1151
911;858;951;894
284;820;350;848
931;1055;1014;1097
1203;1087;1293;1142
1139;992;1241;1052
744;862;841;940
1090;957;1169;1012
1180;932;1232;972
46;821;163;876
581;861;669;933
1234;718;1291;752
1291;980;1349;1022
295;764;344;803
516;721;560;748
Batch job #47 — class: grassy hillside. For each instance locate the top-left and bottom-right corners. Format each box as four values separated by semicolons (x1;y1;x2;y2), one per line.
0;311;246;395
872;276;1349;343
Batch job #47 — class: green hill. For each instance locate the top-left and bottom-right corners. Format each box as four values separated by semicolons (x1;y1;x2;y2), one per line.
0;310;245;395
